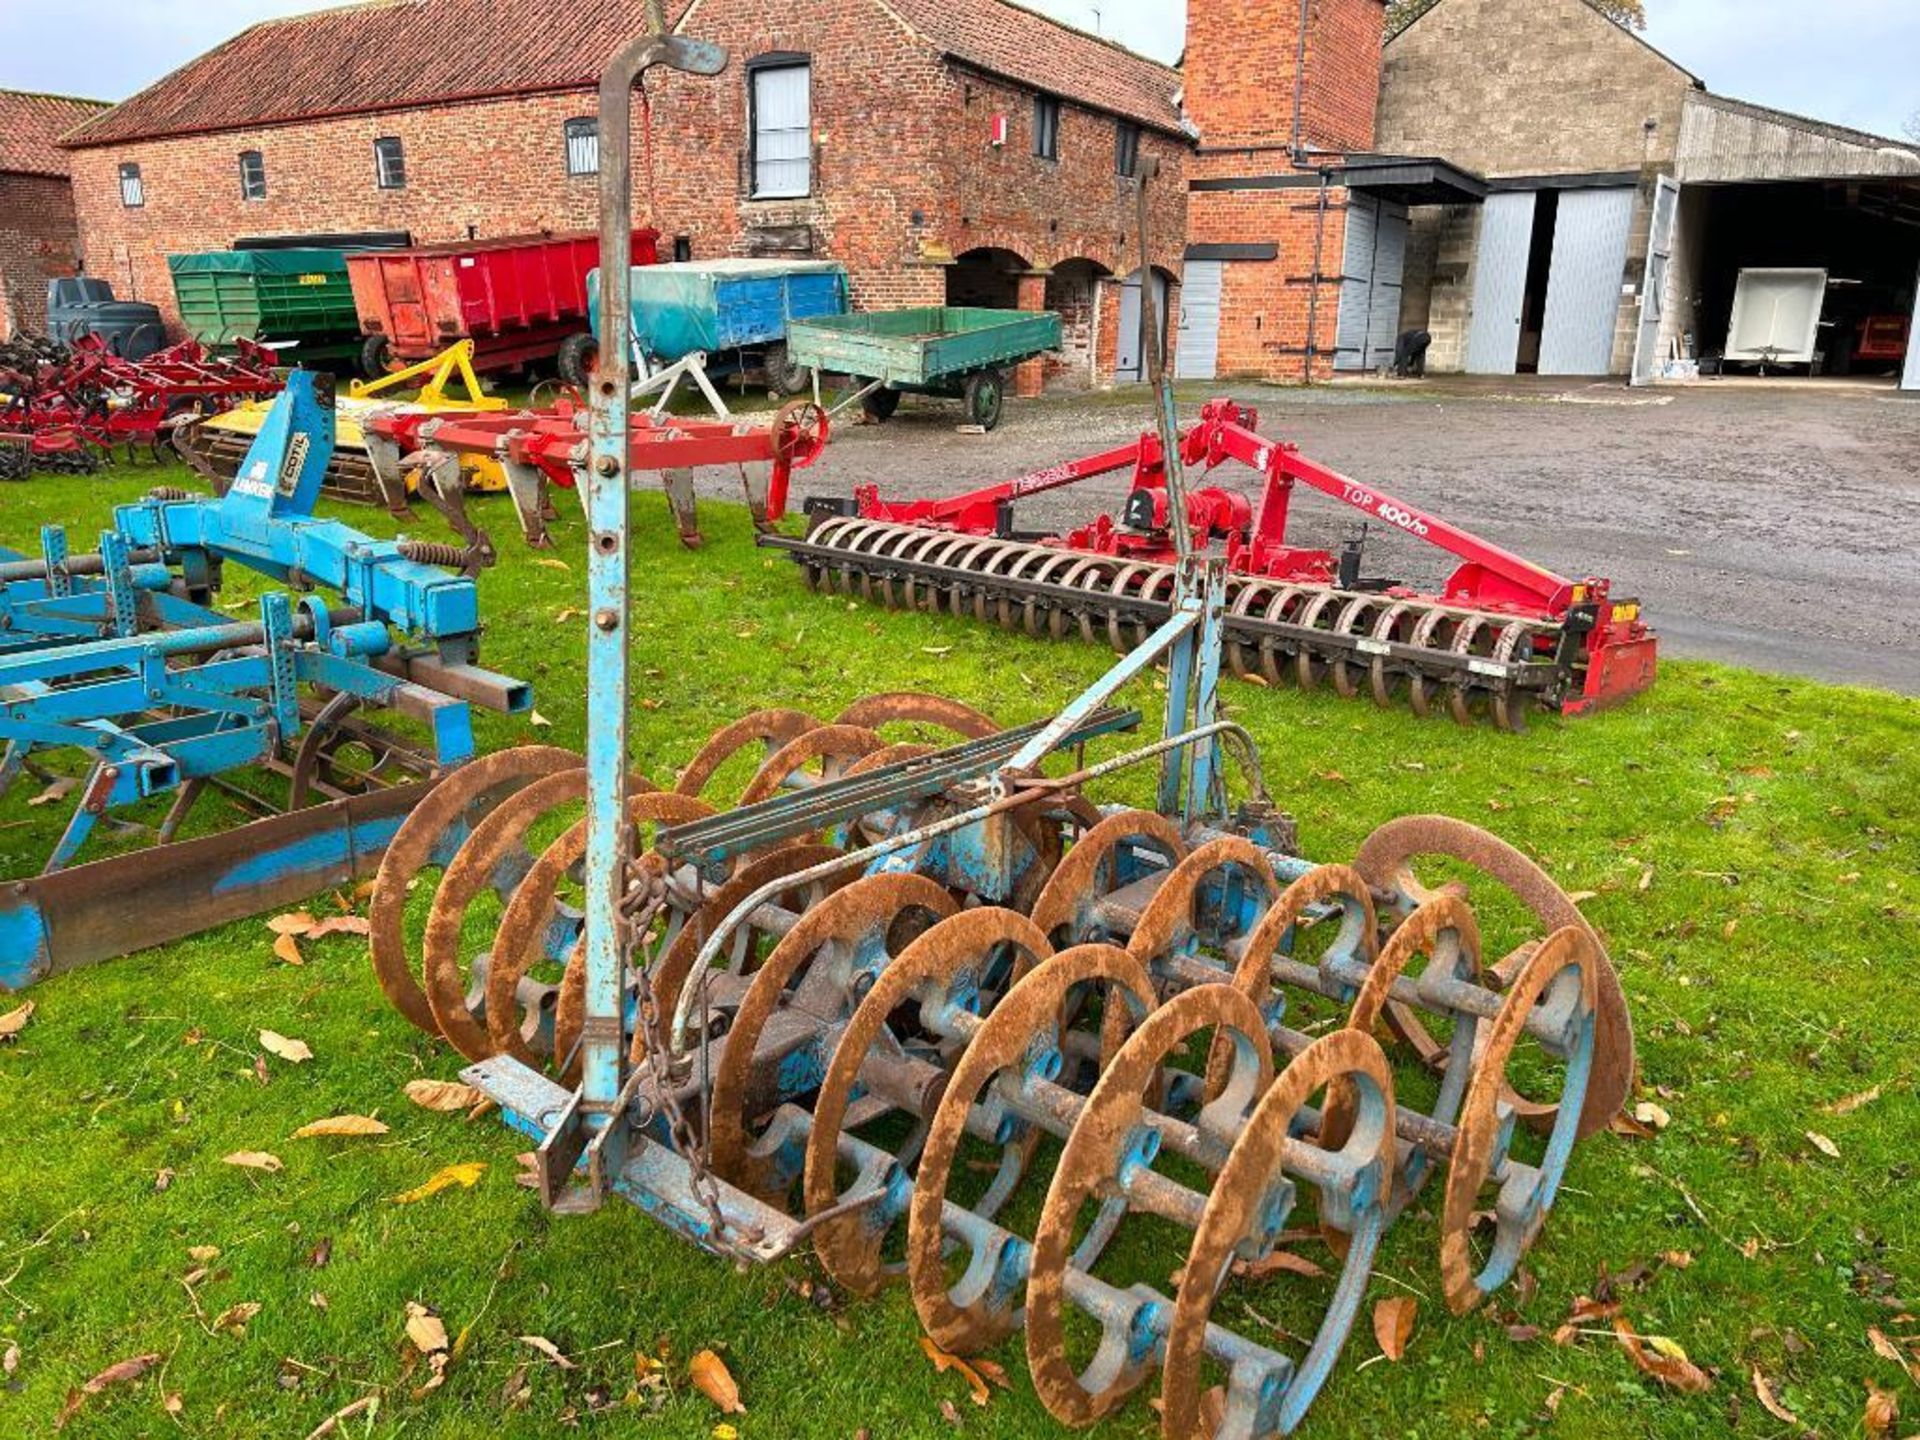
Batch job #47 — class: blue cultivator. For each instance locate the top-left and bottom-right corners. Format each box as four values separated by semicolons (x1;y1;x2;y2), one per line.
361;14;1639;1438
0;370;528;990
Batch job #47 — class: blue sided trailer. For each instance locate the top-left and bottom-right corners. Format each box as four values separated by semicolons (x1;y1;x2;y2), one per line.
589;258;847;394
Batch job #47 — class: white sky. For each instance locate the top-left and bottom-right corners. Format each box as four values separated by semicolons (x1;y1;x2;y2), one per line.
3;0;1915;142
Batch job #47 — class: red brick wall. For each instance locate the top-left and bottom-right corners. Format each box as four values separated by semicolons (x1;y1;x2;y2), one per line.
0;173;84;338
1185;0;1384;155
68;0;1188;386
1186;184;1349;381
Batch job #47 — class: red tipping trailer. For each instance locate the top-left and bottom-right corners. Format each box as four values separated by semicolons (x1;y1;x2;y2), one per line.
348;230;660;379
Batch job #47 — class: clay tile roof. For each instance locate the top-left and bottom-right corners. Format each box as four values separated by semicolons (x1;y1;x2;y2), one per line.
0;90;110;176
63;0;695;150
64;0;1185;151
877;0;1185;134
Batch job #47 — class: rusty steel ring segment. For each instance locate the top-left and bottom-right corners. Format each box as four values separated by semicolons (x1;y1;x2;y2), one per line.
482;791;716;1067
1328;894;1486;1220
803;907;1054;1299
368;745;584;1036
708;873;960;1204
1438;926;1599;1315
832;691;1000;741
1161;1029;1397;1440
1029;808;1189;949
907;944;1157;1357
646;844;852;1051
420;767;599;1060
1351;815;1632;1141
674;708;819;800
1118;836;1282;1067
1210;862;1379;1101
736;724;886;807
1025;984;1276;1428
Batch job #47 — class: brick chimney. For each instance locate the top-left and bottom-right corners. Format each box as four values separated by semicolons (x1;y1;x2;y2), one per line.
1184;0;1386;157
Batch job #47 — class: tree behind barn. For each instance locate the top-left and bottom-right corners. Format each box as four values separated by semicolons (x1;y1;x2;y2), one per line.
1387;0;1647;36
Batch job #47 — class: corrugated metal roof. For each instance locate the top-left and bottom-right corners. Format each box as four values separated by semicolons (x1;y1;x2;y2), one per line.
0;90;110;176
64;0;1184;150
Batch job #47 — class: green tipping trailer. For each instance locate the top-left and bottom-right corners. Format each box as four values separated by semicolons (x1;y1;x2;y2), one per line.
786;306;1061;430
167;249;363;366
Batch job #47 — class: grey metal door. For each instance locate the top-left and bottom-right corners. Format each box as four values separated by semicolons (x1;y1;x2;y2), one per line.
1465;192;1537;374
1632;176;1680;384
1115;269;1167;382
1539;186;1636;375
1335;197;1379;371
1176;260;1223;380
1366;203;1409;371
1904;259;1920;392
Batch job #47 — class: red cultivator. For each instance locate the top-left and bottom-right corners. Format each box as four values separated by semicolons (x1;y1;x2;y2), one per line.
362;395;830;557
0;333;283;477
773;399;1656;730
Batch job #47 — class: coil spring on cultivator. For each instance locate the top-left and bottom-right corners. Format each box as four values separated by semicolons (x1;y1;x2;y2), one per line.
369;692;1633;1438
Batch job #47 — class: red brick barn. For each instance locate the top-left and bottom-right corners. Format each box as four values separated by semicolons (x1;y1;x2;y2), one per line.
60;0;1190;388
0;90;109;339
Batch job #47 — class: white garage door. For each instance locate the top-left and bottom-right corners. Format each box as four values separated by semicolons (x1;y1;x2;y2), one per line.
1465;192;1537;374
1176;260;1223;380
1539;186;1637;375
1334;196;1409;372
1903;258;1920;392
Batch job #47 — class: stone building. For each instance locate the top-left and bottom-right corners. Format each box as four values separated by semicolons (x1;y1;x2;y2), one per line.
0;90;109;339
1376;0;1920;387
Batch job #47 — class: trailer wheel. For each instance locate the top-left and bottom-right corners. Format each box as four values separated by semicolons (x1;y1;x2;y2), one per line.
964;369;1006;431
360;336;393;380
557;333;599;388
762;341;810;397
860;387;902;422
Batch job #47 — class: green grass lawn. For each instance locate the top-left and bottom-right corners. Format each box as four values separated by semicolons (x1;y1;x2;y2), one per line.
1;462;1915;1439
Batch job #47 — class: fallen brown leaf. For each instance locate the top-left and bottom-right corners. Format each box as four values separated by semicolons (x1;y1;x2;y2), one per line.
268;911;315;936
187;1244;220;1263
1864;1382;1898;1438
3;1341;18;1375
1373;1295;1417;1361
1609;1111;1657;1140
1632;1101;1671;1130
1614;1319;1712;1393
213;1301;261;1335
53;1352;161;1430
0;1000;34;1041
939;1398;962;1426
404;1302;448;1355
1235;1250;1328;1281
690;1349;744;1414
293;1114;389;1140
259;1030;313;1064
404;1079;484;1113
163;1391;183;1417
272;932;304;967
1825;1085;1883;1116
518;1334;576;1369
28;775;78;807
1751;1367;1799;1426
533;556;571;572
306;915;371;940
971;1357;1012;1392
222;1150;284;1173
921;1335;992;1406
1805;1130;1841;1159
393;1161;486;1204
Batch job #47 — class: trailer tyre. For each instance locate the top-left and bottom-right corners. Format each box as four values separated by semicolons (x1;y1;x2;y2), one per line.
860;387;902;422
762;341;810;397
965;369;1006;431
557;333;599;388
360;336;393;380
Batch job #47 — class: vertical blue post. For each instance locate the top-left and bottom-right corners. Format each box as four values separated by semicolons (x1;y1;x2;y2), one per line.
1188;557;1228;824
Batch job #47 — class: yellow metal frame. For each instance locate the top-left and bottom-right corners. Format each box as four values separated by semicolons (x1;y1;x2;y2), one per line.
347;340;509;412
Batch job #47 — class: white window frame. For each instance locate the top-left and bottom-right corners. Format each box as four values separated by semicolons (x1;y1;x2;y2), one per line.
564;117;598;177
238;149;267;201
750;58;812;200
119;163;144;208
373;136;406;190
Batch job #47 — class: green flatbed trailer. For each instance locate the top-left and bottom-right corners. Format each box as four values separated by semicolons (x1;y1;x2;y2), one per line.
786;306;1062;429
167;250;364;367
